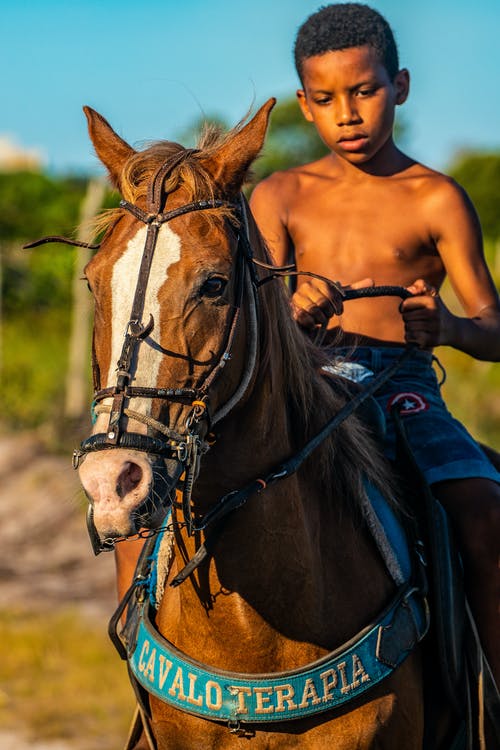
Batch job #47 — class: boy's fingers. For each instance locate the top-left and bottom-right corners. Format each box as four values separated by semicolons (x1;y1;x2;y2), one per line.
344;277;375;291
400;294;439;313
293;299;331;328
293;281;343;321
402;305;441;347
406;278;438;297
293;308;320;330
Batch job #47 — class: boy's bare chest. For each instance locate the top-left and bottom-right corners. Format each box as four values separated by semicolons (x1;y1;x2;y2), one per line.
286;181;439;278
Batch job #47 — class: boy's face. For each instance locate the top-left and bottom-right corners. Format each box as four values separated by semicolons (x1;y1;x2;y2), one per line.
297;45;409;165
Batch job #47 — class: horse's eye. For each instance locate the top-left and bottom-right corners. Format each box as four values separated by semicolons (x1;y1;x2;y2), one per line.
199;276;227;299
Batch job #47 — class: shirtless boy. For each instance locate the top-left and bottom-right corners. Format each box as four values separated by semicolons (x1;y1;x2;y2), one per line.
250;3;500;686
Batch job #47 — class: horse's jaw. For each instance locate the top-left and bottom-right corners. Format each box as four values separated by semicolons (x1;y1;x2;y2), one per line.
78;448;178;539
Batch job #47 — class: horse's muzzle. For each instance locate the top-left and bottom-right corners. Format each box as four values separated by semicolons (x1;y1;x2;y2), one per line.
79;449;182;552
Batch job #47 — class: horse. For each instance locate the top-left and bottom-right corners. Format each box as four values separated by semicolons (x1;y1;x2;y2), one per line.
76;100;439;749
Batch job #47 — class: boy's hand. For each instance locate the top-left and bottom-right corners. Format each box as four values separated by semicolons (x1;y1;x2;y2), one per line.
401;278;456;347
292;278;374;331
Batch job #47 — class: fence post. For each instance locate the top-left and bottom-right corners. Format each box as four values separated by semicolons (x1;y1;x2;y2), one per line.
64;178;106;419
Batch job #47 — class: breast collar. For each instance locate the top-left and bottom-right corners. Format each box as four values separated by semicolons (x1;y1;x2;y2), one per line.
109;483;429;731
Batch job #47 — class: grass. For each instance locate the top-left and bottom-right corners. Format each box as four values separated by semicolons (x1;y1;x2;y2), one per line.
2;309;72;428
0;608;135;748
437;267;500;448
438;348;500;446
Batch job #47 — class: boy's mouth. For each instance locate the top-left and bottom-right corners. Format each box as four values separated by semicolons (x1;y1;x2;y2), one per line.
337;134;369;152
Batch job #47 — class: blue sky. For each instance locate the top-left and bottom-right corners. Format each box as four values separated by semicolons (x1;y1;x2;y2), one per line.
2;0;499;174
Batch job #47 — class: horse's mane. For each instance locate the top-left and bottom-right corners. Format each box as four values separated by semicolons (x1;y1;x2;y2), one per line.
246;217;394;514
92;120;394;514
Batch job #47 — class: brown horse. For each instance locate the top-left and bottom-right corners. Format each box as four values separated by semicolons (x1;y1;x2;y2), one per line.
77;101;433;749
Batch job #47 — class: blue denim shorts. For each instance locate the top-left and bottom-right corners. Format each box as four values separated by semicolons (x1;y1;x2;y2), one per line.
325;346;500;486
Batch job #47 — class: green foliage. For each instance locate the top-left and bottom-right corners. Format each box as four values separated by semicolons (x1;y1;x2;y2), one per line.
3;243;76;314
0;174;118;316
251;98;328;181
438;347;500;448
0;171;87;241
0;173;120;430
448;151;500;241
2;310;72;427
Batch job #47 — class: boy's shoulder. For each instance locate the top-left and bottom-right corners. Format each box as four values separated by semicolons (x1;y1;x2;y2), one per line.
250;156;335;213
253;157;326;190
252;155;470;216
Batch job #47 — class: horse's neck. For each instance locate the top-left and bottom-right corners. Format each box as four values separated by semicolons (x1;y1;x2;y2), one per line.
157;378;394;670
198;378;290;498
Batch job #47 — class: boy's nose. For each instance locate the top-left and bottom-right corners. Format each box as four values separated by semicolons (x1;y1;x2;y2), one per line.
336;97;361;125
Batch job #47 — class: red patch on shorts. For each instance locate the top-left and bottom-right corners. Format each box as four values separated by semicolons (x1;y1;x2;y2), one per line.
387;392;429;415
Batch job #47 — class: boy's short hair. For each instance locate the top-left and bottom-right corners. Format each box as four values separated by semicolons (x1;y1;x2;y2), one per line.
294;3;400;82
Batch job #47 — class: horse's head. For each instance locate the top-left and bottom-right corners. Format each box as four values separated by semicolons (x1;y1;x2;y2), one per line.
77;100;275;548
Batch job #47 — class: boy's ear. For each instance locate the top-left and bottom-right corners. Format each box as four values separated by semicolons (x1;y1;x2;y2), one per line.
394;69;410;106
296;89;313;122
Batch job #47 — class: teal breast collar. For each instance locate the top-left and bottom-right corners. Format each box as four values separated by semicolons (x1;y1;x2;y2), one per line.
111;484;429;727
127;583;426;725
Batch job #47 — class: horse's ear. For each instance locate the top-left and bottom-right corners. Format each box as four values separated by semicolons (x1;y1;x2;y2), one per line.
203;98;276;195
83;106;136;188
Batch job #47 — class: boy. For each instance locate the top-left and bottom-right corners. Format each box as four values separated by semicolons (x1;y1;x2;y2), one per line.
249;3;500;686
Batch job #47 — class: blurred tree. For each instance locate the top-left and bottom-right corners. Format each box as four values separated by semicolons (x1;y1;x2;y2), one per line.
0;171;86;241
250;97;327;181
0;172;87;314
449;151;500;241
0;172;118;314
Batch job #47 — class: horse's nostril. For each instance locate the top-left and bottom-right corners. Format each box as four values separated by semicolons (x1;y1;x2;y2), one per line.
116;461;143;498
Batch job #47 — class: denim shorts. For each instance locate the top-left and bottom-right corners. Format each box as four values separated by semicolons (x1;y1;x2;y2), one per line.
325;346;500;486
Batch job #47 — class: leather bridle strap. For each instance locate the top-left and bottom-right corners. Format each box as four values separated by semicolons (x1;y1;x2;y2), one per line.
103;194;235;446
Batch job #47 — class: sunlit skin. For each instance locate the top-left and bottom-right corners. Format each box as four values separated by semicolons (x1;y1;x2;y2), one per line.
250;45;500;688
251;46;500;358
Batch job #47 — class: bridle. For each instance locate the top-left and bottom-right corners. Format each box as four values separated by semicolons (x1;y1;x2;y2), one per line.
71;150;262;544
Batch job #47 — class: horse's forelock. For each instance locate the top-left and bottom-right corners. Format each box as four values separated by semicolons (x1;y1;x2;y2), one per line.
89;129;242;240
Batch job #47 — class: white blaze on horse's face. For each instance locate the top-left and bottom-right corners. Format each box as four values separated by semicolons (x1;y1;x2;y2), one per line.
93;223;181;434
80;223;182;539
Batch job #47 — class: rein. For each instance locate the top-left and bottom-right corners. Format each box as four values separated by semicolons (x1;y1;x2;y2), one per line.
169;343;417;586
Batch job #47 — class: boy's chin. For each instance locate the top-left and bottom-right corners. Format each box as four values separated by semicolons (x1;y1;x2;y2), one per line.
334;148;373;165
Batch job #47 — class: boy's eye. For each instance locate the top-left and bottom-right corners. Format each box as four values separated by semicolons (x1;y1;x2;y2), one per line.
314;97;331;106
357;88;377;98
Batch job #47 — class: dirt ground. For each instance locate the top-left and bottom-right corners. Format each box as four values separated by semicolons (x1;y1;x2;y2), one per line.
0;431;117;749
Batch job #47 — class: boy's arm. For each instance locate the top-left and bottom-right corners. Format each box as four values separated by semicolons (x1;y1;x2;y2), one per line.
250;176;345;326
401;180;500;361
249;175;292;266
